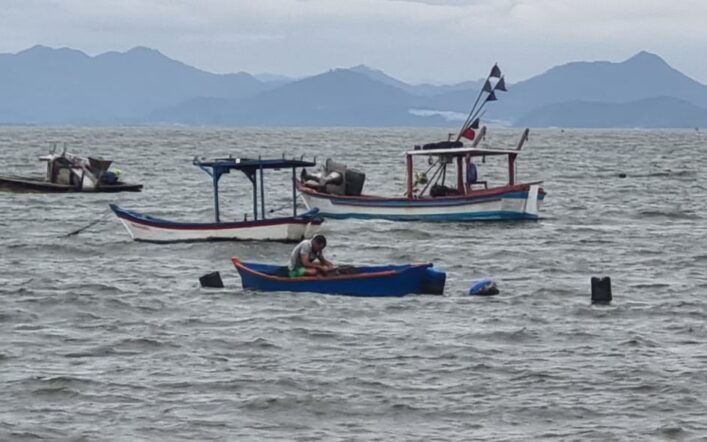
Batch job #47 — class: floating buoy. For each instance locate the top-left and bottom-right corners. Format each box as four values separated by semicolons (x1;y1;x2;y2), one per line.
199;271;224;288
618;173;627;178
468;277;499;296
591;276;612;304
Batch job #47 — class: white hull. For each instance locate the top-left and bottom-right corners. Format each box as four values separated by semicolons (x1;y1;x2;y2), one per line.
117;218;319;242
300;184;543;221
110;204;322;243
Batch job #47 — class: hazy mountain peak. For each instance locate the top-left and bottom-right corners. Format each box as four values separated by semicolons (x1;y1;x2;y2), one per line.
349;64;380;74
125;46;164;56
21;44;52;53
16;44;89;59
623;50;668;67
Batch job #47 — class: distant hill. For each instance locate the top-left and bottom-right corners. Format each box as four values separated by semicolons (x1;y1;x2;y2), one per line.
516;96;707;128
0;45;269;124
2;45;707;127
491;51;707;121
349;65;481;97
149;69;446;126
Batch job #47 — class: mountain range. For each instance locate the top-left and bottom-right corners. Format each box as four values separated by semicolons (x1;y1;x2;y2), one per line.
1;45;706;128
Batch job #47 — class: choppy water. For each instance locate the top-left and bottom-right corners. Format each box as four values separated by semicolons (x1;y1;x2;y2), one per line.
1;127;706;441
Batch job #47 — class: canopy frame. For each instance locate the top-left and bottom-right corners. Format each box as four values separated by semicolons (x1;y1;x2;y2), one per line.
193;157;316;223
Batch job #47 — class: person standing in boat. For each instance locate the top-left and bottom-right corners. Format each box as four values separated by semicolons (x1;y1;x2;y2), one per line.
465;153;478;194
288;234;334;277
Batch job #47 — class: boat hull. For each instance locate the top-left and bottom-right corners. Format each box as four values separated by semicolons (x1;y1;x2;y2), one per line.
0;176;142;193
110;204;323;243
298;182;545;221
232;257;446;297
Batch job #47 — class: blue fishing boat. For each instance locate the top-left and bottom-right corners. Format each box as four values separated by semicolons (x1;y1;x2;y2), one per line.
231;257;446;297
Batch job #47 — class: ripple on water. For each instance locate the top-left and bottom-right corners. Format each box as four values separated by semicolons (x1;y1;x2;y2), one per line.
1;128;707;439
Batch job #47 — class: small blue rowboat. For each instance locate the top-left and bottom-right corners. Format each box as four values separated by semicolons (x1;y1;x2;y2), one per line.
231;257;446;297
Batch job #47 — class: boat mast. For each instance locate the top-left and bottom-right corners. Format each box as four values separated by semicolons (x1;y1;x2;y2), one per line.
508;154;516;185
456;156;464;193
213;171;222;223
406;154;413;198
291;168;298;217
251;172;258;221
259;162;265;219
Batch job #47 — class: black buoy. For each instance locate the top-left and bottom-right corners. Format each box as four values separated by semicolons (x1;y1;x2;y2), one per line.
618;173;627;178
199;271;224;288
591;276;612;304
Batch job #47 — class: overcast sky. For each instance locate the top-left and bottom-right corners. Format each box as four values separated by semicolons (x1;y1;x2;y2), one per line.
2;0;707;84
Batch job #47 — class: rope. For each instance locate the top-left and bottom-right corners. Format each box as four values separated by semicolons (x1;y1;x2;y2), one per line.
268;193;302;214
63;211;112;237
418;161;446;197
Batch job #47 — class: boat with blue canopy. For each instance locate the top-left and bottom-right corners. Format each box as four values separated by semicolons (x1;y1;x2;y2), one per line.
231;257;446;297
111;156;323;242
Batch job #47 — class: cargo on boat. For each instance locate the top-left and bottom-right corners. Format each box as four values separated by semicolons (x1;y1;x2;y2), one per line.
0;147;142;193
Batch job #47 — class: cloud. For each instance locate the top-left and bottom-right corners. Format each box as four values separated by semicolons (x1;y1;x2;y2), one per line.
1;0;706;84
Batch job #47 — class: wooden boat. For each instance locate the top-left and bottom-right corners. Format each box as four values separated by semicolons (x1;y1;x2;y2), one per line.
231;257;446;297
111;157;323;243
0;149;142;193
298;128;545;221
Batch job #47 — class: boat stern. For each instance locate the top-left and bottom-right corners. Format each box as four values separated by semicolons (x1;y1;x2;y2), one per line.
421;266;446;295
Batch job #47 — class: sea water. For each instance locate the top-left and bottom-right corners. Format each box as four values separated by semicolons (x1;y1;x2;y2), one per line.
1;127;706;440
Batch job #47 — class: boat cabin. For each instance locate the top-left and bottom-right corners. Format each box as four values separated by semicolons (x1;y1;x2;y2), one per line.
405;128;530;198
40;151;114;190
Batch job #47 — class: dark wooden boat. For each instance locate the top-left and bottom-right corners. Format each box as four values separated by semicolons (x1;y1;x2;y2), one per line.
0;175;142;192
0;149;142;193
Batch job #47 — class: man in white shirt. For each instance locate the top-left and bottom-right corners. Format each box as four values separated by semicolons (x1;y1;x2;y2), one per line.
287;234;334;277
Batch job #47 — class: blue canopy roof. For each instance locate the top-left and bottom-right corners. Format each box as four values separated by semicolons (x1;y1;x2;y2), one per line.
193;157;315;175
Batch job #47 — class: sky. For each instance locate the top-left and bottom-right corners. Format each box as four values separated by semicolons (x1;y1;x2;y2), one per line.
2;0;707;84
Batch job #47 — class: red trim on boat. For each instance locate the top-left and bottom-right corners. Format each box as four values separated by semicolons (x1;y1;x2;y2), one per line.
231;257;431;282
296;180;544;202
117;214;322;231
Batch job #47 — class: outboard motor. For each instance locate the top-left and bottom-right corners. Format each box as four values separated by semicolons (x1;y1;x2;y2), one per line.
301;168;343;191
302;159;366;196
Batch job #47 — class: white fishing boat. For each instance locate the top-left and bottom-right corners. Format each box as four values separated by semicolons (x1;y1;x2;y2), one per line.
298;132;544;221
111;157;323;243
297;64;545;221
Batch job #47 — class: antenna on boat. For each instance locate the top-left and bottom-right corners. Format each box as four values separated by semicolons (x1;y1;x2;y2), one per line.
62;143;67;154
455;64;506;142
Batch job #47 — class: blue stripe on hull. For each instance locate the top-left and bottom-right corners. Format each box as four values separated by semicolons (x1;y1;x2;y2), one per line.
321;191;545;208
110;203;322;229
317;211;539;221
